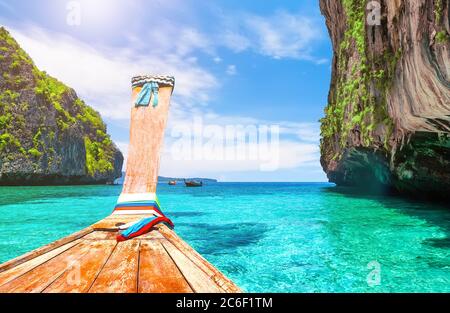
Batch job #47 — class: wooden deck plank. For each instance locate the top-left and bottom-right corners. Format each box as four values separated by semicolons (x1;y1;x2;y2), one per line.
43;240;116;293
0;241;93;293
83;231;117;241
158;225;216;277
92;215;149;230
138;240;193;293
161;240;224;293
0;219;240;293
139;228;165;240
0;239;81;287
158;225;240;292
89;240;140;293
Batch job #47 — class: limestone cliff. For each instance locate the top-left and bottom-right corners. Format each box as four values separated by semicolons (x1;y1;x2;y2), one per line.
0;27;123;185
319;0;449;200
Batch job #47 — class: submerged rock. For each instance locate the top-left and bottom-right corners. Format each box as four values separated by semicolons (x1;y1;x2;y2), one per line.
319;0;449;201
0;27;123;185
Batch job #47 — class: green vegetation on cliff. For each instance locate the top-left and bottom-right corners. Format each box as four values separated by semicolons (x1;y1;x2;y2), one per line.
436;30;449;44
320;0;399;160
32;70;115;175
435;0;443;24
0;27;122;183
434;0;449;44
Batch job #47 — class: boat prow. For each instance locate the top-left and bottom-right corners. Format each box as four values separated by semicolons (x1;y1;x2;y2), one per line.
0;214;241;293
185;180;203;187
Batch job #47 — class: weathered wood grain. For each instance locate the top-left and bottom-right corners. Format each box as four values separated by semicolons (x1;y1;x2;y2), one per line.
161;240;224;293
158;225;241;292
138;240;192;293
122;86;173;194
0;241;92;293
89;240;140;293
0;239;81;287
139;228;165;240
83;231;117;241
91;215;149;230
43;240;116;293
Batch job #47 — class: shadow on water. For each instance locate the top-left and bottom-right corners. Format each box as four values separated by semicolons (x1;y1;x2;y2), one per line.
176;222;269;256
324;185;450;248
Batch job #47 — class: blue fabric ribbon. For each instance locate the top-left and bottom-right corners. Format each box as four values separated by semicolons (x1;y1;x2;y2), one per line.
135;82;159;107
120;217;155;238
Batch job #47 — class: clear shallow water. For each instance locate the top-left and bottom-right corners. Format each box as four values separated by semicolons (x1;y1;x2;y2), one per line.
0;183;448;292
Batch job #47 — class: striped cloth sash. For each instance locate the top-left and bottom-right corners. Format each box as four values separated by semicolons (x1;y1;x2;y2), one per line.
113;200;164;216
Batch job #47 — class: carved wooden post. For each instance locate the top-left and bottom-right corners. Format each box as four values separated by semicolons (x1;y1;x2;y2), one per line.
116;75;174;212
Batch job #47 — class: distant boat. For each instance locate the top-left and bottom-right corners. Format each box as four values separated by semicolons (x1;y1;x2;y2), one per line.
168;180;177;185
184;180;203;187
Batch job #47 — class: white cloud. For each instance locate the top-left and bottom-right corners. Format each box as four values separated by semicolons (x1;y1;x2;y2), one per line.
159;140;319;177
158;105;321;176
316;58;329;65
222;31;252;52
247;11;322;59
220;10;324;61
142;23;213;57
226;65;237;76
278;122;321;143
9;25;218;120
115;141;129;169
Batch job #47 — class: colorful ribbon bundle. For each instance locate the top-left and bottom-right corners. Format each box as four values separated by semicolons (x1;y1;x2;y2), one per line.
114;194;174;242
116;215;174;242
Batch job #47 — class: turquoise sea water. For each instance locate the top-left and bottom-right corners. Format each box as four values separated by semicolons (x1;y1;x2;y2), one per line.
0;183;449;292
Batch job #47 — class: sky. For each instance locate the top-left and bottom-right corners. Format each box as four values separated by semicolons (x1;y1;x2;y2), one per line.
0;0;333;182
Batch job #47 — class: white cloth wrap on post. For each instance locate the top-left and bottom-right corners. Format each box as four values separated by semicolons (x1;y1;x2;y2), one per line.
116;192;157;204
114;192;162;216
113;210;162;216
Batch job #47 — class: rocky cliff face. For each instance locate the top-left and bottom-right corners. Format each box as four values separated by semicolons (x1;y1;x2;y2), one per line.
319;0;449;200
0;27;123;185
